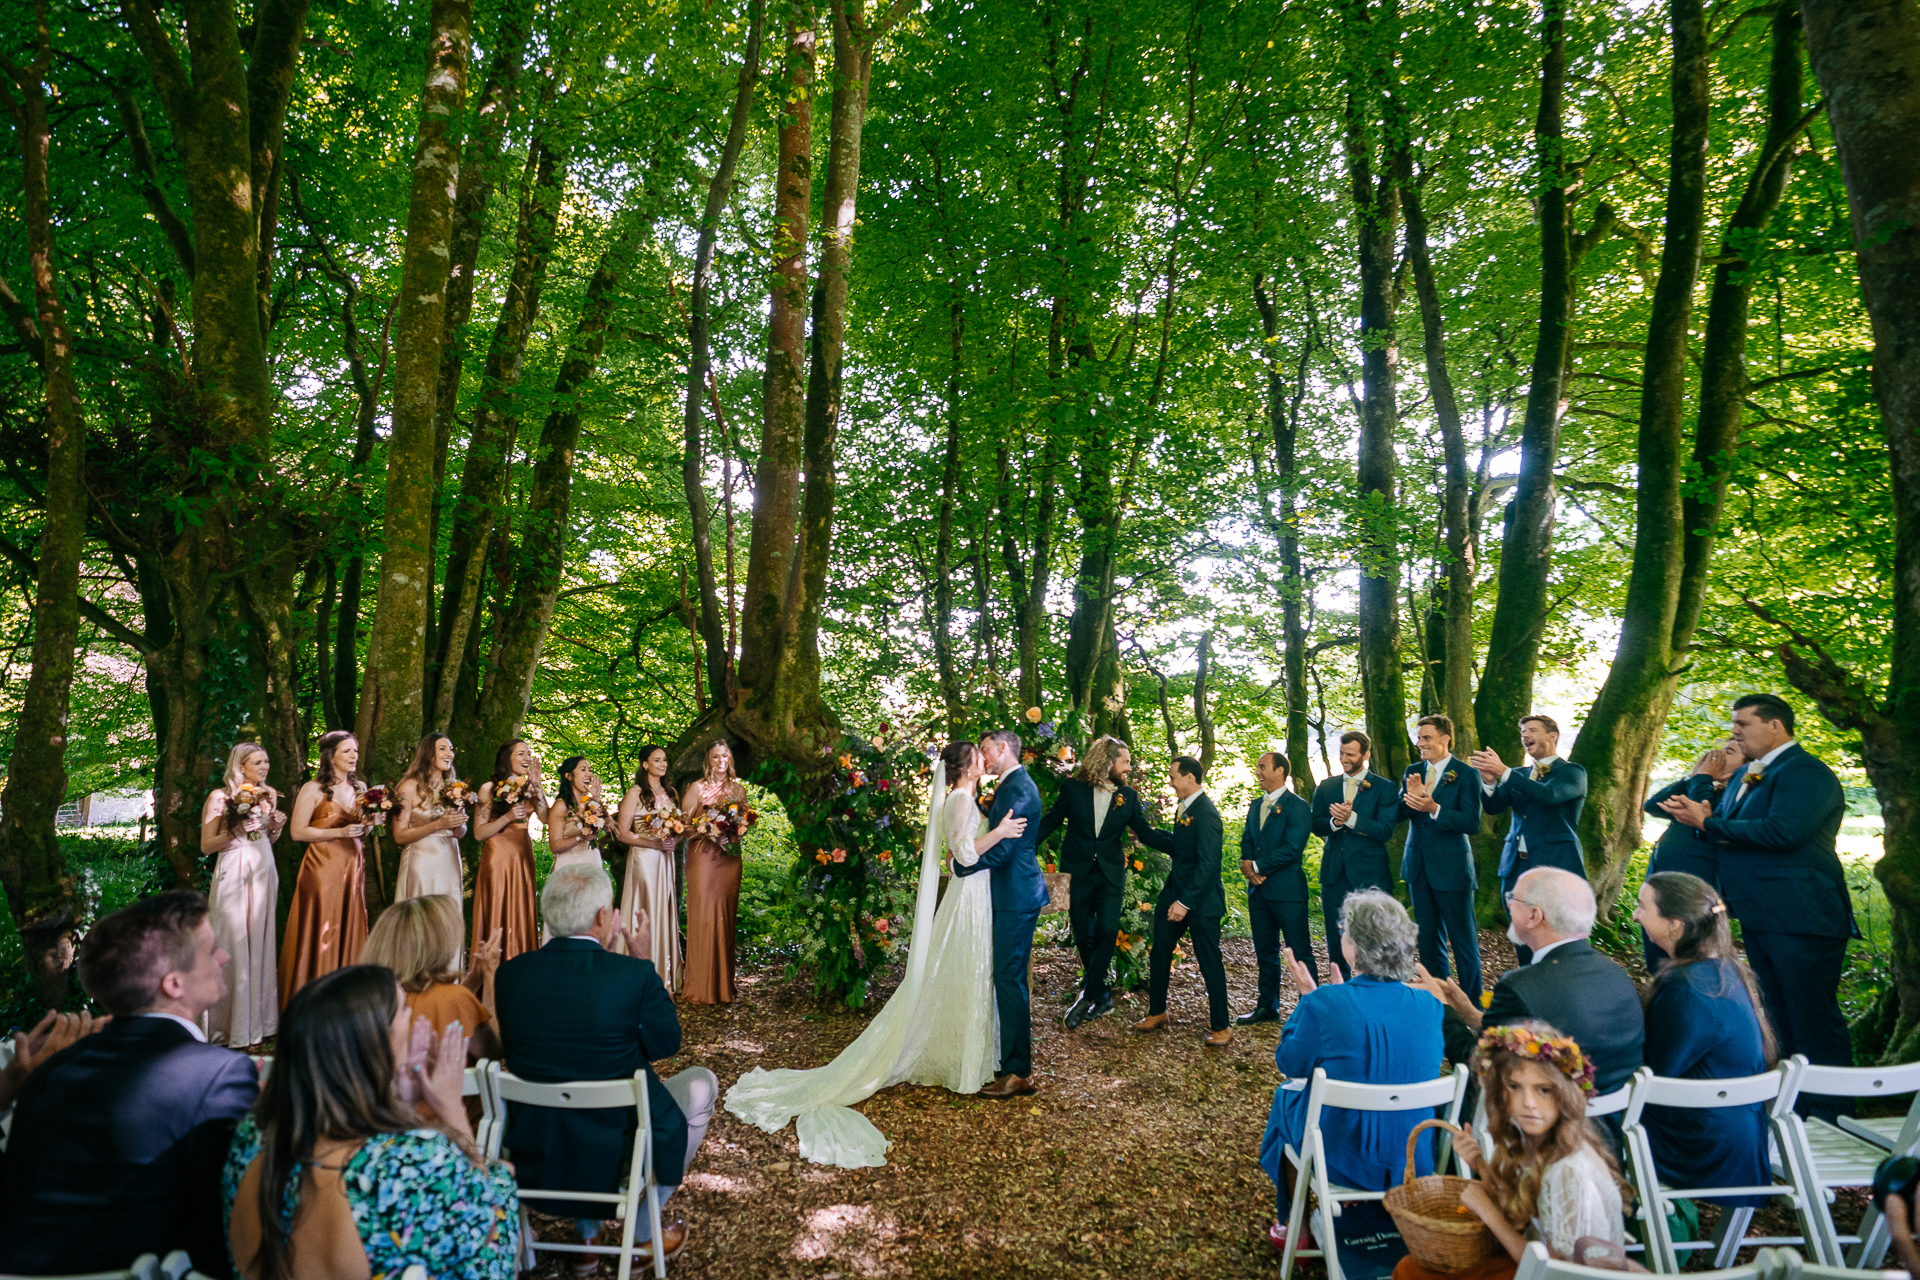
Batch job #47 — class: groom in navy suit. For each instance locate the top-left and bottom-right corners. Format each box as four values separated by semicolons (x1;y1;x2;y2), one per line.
952;728;1046;1097
1659;693;1854;1107
1400;714;1486;1002
1471;714;1588;964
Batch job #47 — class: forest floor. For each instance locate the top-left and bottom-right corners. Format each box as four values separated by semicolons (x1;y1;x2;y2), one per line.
524;927;1870;1279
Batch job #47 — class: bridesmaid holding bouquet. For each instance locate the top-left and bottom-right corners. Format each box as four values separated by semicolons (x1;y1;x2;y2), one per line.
392;734;470;912
543;755;610;944
614;744;684;989
280;731;377;1004
199;741;284;1048
472;739;545;963
682;739;753;1005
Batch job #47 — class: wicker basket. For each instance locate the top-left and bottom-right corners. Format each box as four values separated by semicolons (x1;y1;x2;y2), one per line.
1381;1119;1498;1274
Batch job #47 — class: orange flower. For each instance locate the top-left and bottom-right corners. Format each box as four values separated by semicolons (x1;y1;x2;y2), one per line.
1025;706;1043;723
875;918;890;934
815;851;829;864
1132;859;1144;871
878;849;891;862
831;848;847;863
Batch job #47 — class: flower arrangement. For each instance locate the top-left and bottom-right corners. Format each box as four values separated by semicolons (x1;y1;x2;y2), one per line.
696;800;758;851
635;802;686;842
226;783;274;831
975;774;1000;817
355;784;392;826
576;796;612;849
1471;1023;1597;1096
441;778;476;809
494;774;533;808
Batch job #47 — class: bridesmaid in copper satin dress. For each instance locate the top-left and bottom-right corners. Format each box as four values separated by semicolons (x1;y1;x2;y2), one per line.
279;730;375;1006
681;739;747;1005
471;739;546;963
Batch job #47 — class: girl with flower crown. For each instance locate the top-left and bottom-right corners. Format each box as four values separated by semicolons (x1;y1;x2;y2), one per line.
1395;1022;1632;1280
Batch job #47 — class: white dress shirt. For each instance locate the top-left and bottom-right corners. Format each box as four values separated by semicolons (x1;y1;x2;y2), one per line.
1529;937;1576;965
1336;770;1365;828
1733;740;1795;805
1258;785;1283;828
142;1011;209;1043
1093;784;1116;831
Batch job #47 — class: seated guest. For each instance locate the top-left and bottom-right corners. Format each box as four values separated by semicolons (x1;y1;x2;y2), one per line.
495;863;716;1270
1633;870;1775;1206
1260;891;1444;1252
1421;867;1645;1107
1406;1023;1631;1280
225;965;519;1279
0;1009;111;1113
0;891;258;1278
364;894;503;1060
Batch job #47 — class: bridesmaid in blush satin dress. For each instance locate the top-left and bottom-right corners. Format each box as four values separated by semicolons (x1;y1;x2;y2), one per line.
392;734;470;930
682;739;748;1005
199;741;284;1048
472;739;545;963
614;743;683;989
280;730;376;1006
542;755;609;944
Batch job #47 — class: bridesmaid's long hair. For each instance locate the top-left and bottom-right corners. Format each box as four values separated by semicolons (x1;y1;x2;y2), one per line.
221;742;269;833
247;966;433;1280
311;730;359;793
634;744;674;808
555;755;589;812
397;733;452;804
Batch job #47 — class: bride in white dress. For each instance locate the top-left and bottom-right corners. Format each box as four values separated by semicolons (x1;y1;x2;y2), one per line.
724;739;1027;1168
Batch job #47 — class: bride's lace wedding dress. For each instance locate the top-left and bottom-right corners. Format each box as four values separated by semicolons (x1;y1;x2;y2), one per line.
723;761;999;1168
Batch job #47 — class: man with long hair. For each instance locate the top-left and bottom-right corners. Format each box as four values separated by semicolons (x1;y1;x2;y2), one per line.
1036;735;1157;1029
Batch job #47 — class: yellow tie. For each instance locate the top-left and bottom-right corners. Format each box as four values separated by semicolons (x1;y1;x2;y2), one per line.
1343;775;1359;805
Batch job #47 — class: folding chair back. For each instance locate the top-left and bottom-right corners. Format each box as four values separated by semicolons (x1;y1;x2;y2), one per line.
484;1064;667;1280
1776;1056;1920;1268
1278;1064;1470;1280
1513;1240;1764;1280
1770;1244;1910;1280
9;1251;221;1280
1621;1061;1823;1273
1586;1082;1634;1118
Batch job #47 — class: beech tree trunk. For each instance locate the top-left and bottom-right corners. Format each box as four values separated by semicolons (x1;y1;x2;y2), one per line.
1794;0;1920;1056
357;0;472;787
0;3;90;994
1253;269;1317;795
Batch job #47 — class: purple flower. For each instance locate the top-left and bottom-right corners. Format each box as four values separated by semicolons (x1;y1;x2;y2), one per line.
1037;723;1055;739
877;816;891;828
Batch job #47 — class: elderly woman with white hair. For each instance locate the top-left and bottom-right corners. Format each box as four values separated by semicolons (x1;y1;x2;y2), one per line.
1259;890;1445;1254
494;862;716;1270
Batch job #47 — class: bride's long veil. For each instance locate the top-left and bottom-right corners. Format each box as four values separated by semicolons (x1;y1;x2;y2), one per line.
722;750;955;1167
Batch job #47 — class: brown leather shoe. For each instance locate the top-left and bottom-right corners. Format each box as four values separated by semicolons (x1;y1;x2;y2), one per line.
1131;1013;1169;1032
1204;1027;1233;1047
980;1073;1036;1098
636;1216;689;1264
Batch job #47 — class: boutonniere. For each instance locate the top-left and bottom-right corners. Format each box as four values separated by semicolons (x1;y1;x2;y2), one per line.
1533;762;1552;781
1113;794;1125;807
1745;769;1765;786
1358;779;1371;791
1179;815;1192;827
1441;770;1459;786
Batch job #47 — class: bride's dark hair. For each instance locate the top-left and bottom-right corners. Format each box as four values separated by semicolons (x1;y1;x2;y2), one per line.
939;740;977;785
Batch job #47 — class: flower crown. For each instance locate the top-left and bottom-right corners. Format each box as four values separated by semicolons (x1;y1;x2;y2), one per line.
1472;1024;1596;1097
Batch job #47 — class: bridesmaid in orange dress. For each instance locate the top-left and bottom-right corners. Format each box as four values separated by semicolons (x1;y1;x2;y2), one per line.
471;739;546;963
279;730;377;1005
681;739;747;1005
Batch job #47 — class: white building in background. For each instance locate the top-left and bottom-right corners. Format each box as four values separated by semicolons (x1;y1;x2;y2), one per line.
55;791;154;827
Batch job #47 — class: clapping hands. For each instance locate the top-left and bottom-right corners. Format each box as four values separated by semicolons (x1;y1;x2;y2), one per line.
1467;748;1508;785
1403;772;1440;814
1283;946;1337;995
394;1014;473;1143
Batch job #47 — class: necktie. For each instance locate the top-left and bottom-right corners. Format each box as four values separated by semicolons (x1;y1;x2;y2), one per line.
1532;762;1548;782
1343;775;1359;805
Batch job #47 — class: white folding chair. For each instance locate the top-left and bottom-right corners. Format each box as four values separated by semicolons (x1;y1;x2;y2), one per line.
484;1064;667;1280
0;1251;219;1280
1621;1061;1826;1272
1513;1239;1768;1280
1774;1056;1920;1267
1278;1064;1470;1280
1767;1244;1910;1280
462;1060;494;1157
248;1054;271;1083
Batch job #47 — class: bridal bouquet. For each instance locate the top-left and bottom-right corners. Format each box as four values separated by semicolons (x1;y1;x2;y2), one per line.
494;773;534;809
441;777;476;809
695;799;758;851
226;784;274;832
355;784;392;826
576;797;613;849
635;804;686;842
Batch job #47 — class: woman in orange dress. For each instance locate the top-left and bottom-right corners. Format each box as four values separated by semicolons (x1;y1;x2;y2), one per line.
681;739;747;1005
471;739;545;964
279;730;377;1005
614;744;683;988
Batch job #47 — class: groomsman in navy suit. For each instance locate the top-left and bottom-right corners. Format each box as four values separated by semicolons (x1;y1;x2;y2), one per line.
1659;694;1855;1106
1471;714;1588;964
1309;730;1399;979
1400;714;1486;1002
1235;750;1312;1024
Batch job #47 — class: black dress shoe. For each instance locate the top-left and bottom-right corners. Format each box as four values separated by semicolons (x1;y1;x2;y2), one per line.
1063;992;1093;1028
1236;1007;1281;1025
1086;993;1114;1020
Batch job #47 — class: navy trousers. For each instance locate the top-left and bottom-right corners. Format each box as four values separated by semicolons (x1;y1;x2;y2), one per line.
1249;895;1312;1011
1744;929;1852;1120
993;905;1043;1078
1409;876;1483;1003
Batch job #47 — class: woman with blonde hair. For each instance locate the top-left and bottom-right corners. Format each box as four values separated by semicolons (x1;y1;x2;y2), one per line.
392;734;469;920
200;741;285;1047
364;895;502;1061
682;739;748;1004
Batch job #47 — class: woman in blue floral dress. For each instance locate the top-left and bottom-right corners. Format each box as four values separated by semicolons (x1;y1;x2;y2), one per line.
224;965;519;1280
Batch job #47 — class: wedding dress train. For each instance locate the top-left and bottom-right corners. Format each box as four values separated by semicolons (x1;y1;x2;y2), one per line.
723;759;998;1167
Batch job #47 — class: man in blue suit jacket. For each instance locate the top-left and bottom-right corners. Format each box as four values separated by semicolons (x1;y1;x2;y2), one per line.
1236;750;1313;1024
1658;694;1855;1096
952;728;1046;1096
1310;730;1400;979
1471;713;1588;963
1400;714;1486;1002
